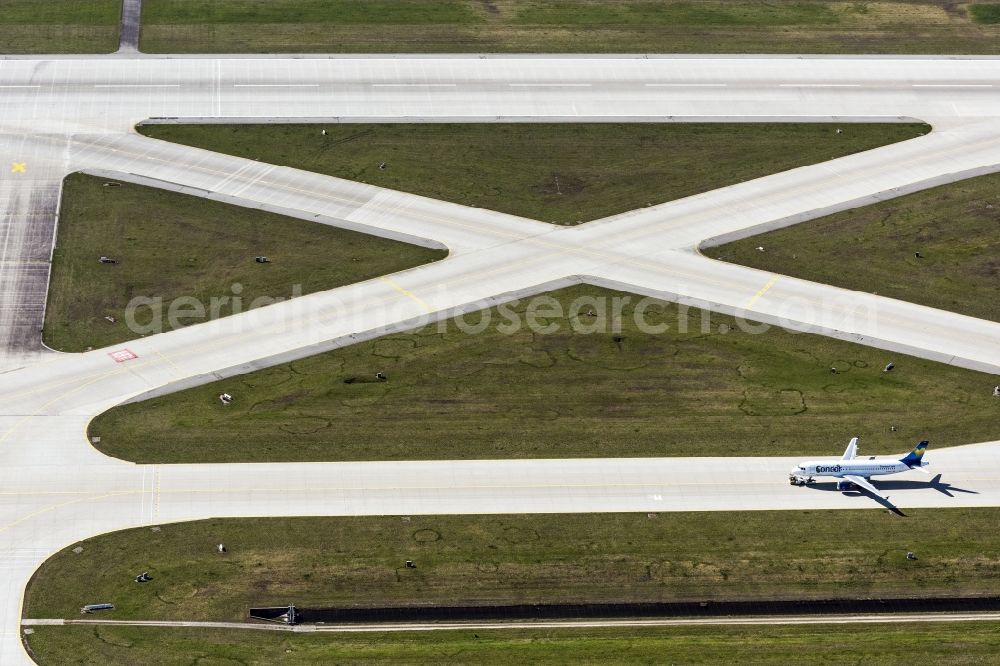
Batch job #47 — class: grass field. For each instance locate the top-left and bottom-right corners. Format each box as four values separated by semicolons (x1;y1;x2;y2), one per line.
88;284;999;464
22;622;1000;665
139;0;1000;54
715;172;1000;323
43;174;445;352
22;510;1000;623
970;3;1000;23
0;0;119;53
137;123;928;226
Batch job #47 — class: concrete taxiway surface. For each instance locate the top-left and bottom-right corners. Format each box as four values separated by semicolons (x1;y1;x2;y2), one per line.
2;55;1000;663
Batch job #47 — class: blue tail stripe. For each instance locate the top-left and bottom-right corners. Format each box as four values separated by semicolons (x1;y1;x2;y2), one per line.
900;440;929;466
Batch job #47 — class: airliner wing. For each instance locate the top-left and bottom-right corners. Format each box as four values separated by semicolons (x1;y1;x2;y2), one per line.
841;437;859;460
843;475;887;501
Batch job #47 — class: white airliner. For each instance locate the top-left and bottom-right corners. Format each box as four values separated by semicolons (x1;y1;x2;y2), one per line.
790;438;929;502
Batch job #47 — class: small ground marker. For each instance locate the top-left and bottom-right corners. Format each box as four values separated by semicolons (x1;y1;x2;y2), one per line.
108;349;138;363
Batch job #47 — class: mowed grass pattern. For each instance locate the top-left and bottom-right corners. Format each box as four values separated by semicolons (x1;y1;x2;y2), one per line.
0;0;120;53
715;172;1000;323
139;0;1000;54
23;510;1000;622
43;174;446;352
89;285;999;463
25;622;1000;666
137;123;929;226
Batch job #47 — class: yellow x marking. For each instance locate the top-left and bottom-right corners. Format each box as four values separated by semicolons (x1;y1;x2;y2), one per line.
10;162;26;174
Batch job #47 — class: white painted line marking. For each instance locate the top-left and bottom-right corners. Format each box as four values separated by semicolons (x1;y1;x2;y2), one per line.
233;84;320;88
509;83;592;87
94;84;181;88
371;83;457;88
0;85;40;89
778;83;862;88
645;83;727;88
911;84;993;88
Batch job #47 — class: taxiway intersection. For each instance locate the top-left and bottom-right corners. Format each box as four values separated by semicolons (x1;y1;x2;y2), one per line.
2;54;1000;663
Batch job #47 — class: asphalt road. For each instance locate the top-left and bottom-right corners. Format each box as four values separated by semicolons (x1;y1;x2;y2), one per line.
2;54;1000;663
0;179;56;360
22;611;1000;631
117;0;142;54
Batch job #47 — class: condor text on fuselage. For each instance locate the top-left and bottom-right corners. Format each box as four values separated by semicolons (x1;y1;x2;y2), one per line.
811;462;904;475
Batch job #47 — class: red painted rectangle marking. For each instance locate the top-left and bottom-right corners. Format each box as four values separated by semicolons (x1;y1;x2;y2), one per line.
108;349;138;363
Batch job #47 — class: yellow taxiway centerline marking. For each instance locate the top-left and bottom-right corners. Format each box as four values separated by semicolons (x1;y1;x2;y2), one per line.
155;350;184;376
378;275;433;313
0;366;129;445
10;162;25;173
745;274;781;309
0;491;134;536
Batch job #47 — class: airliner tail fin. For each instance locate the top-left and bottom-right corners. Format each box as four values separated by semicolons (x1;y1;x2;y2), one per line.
841;436;859;461
900;440;929;467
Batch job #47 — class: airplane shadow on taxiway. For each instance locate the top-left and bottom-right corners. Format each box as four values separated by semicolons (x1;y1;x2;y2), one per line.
805;474;978;517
